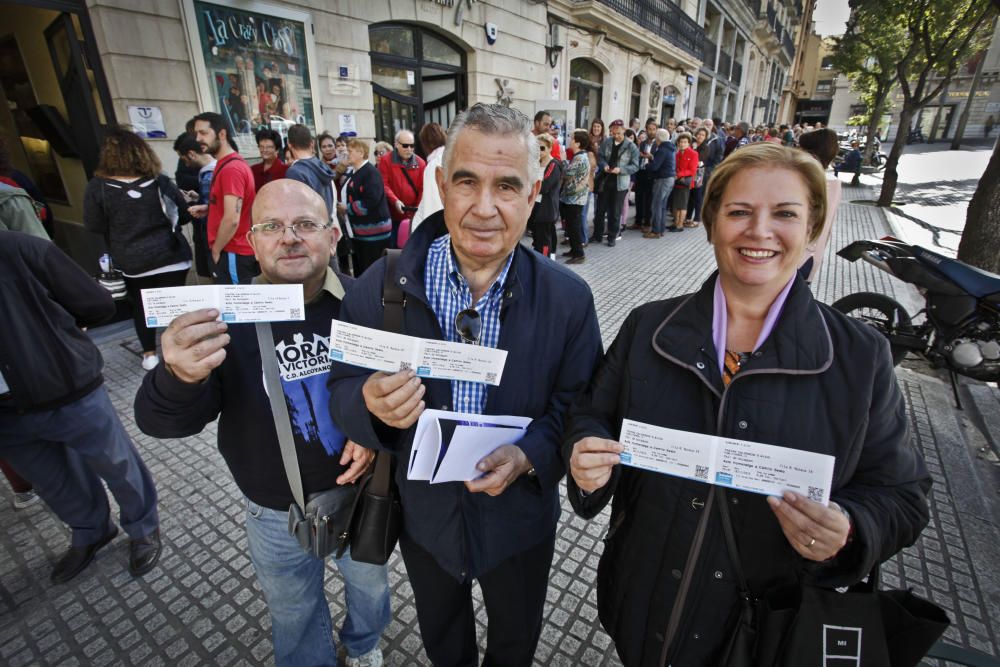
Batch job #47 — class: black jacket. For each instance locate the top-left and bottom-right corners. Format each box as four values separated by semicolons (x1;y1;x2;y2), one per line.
529;159;563;224
643;141;676;179
564;274;931;667
0;232;115;412
328;212;603;581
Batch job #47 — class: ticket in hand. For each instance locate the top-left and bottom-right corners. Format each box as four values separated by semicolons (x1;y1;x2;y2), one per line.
329;320;508;386
141;284;305;327
618;419;835;505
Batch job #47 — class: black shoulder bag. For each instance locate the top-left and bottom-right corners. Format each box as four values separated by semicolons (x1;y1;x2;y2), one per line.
336;249;405;564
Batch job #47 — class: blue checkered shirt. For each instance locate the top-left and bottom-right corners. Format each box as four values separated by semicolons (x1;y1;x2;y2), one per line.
424;234;513;415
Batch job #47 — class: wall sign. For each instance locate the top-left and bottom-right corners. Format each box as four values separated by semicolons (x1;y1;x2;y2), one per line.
128;105;167;139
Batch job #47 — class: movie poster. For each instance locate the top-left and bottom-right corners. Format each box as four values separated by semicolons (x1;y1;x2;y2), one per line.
192;1;315;154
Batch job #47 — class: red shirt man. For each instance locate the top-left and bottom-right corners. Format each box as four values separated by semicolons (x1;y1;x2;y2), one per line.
191;112;258;284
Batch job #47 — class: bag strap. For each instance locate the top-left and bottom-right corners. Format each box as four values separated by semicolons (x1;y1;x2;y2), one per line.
400;163;419;200
255;321;307;512
717;486;753;599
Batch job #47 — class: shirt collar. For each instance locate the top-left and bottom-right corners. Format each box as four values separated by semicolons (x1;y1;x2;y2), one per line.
253;267;346;303
711;274;795;375
436;234;514;305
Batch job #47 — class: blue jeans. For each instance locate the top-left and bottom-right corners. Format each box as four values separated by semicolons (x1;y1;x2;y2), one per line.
245;498;390;667
581;192;593;244
650;177;675;234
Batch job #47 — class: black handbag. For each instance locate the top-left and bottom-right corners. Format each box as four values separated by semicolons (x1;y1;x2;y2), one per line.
334;249;405;565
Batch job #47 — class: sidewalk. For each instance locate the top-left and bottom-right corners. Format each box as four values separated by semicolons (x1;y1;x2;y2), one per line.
1;181;998;666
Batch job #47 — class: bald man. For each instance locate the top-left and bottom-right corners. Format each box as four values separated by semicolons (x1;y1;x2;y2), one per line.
135;180;390;667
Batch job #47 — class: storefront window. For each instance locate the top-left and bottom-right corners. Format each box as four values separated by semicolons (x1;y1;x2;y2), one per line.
191;1;316;153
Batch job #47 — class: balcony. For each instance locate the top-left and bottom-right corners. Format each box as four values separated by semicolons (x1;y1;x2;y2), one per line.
584;0;706;59
704;37;717;70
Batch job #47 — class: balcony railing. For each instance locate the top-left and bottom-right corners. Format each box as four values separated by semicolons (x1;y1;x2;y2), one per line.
704;37;718;70
719;50;732;78
591;0;705;59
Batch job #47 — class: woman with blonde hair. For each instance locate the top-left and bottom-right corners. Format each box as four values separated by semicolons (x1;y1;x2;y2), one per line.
83;127;192;370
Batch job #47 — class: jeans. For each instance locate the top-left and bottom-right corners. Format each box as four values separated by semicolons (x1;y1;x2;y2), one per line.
245;498;390;667
581;193;593;245
650;177;675;234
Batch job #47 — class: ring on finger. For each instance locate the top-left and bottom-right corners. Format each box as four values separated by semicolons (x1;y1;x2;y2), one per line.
803;536;816;549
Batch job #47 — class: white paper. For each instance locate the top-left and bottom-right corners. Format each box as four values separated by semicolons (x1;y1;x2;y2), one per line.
619;419;835;505
338;113;357;134
127;105;166;139
408;409;531;483
141;285;305;328
329;321;508;385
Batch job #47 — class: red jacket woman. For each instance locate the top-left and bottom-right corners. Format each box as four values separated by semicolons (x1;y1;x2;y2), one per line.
670;133;699;230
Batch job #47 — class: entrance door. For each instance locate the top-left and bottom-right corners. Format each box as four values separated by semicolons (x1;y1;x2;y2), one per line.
44;12;112;178
569;59;603;131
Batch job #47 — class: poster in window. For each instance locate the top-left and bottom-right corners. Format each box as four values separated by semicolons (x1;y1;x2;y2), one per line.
192;1;315;153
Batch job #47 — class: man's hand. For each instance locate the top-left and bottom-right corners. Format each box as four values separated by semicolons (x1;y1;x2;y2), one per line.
161;309;230;383
612;167;621;174
465;444;533;496
212;249;221;265
569;437;623;493
362;370;425;429
767;492;851;562
188;204;208;218
395;200;405;214
182;190;200;203
337;440;375;485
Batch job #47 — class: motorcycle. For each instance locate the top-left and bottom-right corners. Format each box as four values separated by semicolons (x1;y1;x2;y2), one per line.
833;137;886;172
832;238;1000;389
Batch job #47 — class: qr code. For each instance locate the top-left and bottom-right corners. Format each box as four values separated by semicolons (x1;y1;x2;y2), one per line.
289;308;301;319
807;486;825;503
399;361;412;371
484;372;497;384
695;465;709;480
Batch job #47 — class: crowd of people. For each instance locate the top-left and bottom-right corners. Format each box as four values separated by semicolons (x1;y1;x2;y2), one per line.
0;104;931;667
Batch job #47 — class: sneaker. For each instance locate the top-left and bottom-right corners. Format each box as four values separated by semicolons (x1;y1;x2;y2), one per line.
345;647;383;667
616;233;623;240
13;490;41;510
141;355;159;371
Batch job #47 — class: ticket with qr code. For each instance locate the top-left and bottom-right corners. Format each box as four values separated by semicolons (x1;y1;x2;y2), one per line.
618;419;834;505
141;284;305;327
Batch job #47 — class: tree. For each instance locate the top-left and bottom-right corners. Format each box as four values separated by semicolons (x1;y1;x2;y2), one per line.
831;6;903;167
957;0;1000;274
865;0;997;207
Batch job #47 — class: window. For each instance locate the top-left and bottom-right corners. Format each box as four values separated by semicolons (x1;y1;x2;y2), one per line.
569;59;603;130
816;79;834;94
821;56;835;70
629;76;642;124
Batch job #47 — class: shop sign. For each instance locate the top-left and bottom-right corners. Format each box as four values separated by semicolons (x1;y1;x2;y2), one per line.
192;1;316;148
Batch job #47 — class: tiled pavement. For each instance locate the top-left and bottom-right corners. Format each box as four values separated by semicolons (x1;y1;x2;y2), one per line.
1;182;999;666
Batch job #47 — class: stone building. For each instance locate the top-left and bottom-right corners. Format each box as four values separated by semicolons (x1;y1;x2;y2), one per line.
1;0;805;269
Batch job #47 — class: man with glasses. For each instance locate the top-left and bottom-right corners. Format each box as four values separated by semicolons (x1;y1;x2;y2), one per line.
329;103;603;666
377;129;425;247
135;179;390;667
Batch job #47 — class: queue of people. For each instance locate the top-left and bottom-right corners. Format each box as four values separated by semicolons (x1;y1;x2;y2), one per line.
0;104;931;667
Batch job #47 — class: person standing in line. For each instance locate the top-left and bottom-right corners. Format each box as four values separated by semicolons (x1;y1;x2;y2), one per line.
173;131;216;279
378;129;425;248
135;180;389;667
594;119;640;247
533;111;563;160
688;127;712;224
560;130;592;264
642;129;676;239
634;118;658;233
250;129;288;192
188;112;258;284
339;138;391;276
0;231;161;584
285;124;338;228
618;128;638;235
670;132;698;232
411;122;447;233
529;133;563;258
583;119;606;246
83;127;193;371
0;181;48;239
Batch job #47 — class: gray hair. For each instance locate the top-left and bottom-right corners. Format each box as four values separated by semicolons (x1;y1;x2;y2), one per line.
655;128;670;142
394;129;414;142
442;103;541;184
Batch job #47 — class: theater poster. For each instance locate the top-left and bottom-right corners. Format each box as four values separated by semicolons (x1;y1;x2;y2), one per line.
184;0;320;156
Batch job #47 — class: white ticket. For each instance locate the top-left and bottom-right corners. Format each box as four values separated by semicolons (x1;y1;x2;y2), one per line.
619;419;835;505
141;285;305;327
329;320;508;386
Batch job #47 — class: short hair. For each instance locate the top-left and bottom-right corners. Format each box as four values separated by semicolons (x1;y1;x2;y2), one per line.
373;141;392;156
572;129;591;152
694;127;709;139
655;128;671;142
797;128;839;169
701;143;827;244
394;129;414;143
192;112;236;150
316;132;335;147
286;124;313;150
645;117;658;127
96;126;161;179
675;131;693;145
346;137;369;160
418;122;447;154
255;128;281;148
442;103;541;183
533;110;551;124
173;132;200;155
536;133;553;149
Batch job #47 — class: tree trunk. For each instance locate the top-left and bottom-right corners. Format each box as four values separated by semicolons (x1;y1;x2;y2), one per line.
864;93;887;165
928;84;948;142
957;137;1000;273
877;106;914;206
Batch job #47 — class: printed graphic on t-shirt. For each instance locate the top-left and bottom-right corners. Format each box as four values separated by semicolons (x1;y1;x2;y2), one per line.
274;331;344;457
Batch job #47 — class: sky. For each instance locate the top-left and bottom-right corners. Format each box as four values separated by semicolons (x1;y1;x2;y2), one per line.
813;0;851;37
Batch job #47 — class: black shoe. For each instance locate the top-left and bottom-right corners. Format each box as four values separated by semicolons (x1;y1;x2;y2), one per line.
566;256;586;265
561;250;575;257
129;529;162;576
51;527;118;584
668;227;683;233
607;239;616;247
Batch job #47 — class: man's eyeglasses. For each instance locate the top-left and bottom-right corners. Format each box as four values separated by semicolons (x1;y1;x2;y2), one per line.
250;221;329;238
398;143;414;149
455;308;482;345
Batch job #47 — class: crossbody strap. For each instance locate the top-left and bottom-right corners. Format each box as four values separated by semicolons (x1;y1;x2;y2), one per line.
255;321;307;511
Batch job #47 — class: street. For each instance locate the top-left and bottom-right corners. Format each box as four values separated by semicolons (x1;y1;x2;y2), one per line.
1;175;999;666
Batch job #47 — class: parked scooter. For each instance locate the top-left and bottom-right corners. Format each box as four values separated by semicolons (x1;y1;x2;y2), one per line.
833;238;1000;395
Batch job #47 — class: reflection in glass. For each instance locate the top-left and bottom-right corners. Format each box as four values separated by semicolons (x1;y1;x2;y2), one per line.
369;25;414;59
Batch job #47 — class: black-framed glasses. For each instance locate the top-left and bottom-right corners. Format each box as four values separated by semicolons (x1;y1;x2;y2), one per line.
398;143;414;149
455;308;482;345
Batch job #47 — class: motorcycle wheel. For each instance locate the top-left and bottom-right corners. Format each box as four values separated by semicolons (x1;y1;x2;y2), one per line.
831;292;913;366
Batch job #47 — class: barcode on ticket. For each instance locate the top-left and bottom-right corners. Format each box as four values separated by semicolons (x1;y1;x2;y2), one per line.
399;361;412;371
695;465;709;480
807;486;825;503
484;372;497;384
289;308;301;319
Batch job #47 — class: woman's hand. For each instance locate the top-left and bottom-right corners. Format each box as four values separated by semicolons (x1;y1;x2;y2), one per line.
767;492;851;562
569;437;623;493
